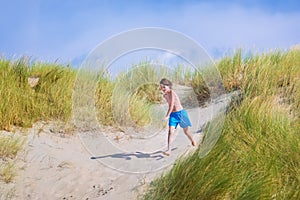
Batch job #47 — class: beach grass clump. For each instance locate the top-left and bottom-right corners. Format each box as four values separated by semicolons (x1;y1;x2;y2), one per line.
173;64;194;86
0;135;24;160
105;61;167;128
243;50;300;115
32;62;76;121
95;62;162;128
217;49;243;92
134;83;162;104
143;49;300;200
0;161;16;183
95;73;115;126
0;135;24;183
191;71;210;105
191;62;228;105
0;57;33;129
129;93;152;127
0;57;76;131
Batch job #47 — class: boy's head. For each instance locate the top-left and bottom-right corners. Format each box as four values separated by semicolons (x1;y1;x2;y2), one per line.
160;78;172;88
160;78;172;93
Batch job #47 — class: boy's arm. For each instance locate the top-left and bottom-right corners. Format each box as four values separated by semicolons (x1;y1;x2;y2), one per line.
165;91;175;118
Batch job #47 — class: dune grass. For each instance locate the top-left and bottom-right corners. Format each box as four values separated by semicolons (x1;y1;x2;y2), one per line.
0;135;24;159
96;61;170;129
191;71;210;106
0;57;204;130
0;57;76;131
143;49;300;199
0;135;24;183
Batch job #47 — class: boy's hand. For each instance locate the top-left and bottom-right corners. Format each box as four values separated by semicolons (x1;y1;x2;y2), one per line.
162;116;169;122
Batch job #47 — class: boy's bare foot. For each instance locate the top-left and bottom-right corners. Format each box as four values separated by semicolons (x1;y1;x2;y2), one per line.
162;151;171;156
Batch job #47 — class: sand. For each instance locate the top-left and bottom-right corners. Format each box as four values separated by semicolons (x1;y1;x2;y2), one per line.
1;86;235;200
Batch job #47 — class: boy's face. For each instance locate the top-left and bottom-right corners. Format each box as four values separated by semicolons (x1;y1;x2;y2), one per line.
160;84;170;93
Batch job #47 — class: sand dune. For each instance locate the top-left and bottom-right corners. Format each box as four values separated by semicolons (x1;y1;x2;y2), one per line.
2;85;235;200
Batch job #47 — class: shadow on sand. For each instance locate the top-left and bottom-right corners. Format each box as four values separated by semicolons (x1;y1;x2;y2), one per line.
90;148;178;161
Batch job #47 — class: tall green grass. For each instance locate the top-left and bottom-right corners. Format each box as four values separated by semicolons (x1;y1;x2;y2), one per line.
0;57;208;130
217;49;243;92
191;71;210;106
95;72;115;126
0;57;76;130
143;49;300;199
97;61;170;129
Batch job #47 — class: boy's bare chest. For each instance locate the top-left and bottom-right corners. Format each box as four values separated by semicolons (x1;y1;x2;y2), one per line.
164;93;171;104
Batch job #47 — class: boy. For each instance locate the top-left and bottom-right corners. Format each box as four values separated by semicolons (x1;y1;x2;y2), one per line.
160;78;196;156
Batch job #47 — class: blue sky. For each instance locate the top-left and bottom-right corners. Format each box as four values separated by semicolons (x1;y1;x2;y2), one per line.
1;0;300;65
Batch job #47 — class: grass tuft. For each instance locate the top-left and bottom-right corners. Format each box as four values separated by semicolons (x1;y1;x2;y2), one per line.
0;135;24;183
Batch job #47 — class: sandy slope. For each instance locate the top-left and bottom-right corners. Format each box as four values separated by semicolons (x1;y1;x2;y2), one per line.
1;85;233;200
12;124;142;200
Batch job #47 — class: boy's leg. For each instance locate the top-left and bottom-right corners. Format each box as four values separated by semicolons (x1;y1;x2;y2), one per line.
183;127;196;146
163;126;175;156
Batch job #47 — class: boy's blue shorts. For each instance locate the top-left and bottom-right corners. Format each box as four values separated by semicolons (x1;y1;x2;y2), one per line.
169;110;192;129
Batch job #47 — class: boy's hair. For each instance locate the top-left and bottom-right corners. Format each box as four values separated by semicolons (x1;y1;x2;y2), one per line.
160;78;173;89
